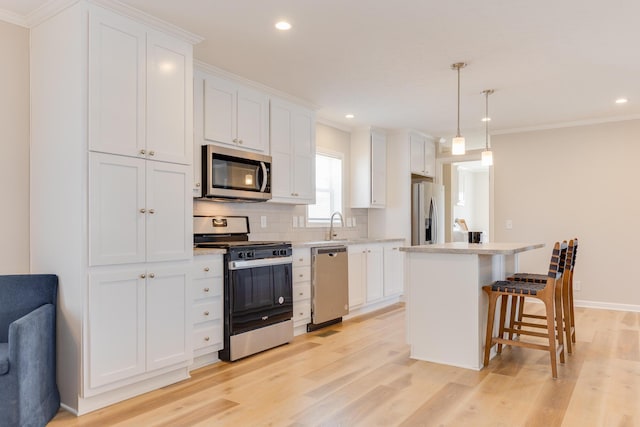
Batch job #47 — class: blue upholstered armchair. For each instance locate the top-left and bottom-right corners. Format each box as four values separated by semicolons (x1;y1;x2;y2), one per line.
0;275;60;427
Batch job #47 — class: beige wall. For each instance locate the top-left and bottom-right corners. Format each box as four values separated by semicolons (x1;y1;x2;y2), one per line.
492;119;640;306
0;21;30;273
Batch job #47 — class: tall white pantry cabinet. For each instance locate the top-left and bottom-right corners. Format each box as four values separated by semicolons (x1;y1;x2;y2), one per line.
30;1;200;415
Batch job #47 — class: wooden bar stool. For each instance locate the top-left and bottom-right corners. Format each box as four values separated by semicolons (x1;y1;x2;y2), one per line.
483;241;567;378
507;238;578;352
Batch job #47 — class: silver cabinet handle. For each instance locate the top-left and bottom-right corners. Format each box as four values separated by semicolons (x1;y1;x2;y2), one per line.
204;267;210;272
148;209;155;214
140;208;146;213
204;336;210;341
204;311;210;316
139;149;146;155
149;150;155;156
140;274;146;279
238;139;243;145
204;287;210;293
195;183;201;187
233;138;238;143
149;273;155;278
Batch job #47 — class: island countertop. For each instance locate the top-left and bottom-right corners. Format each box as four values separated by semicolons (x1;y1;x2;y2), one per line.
400;242;544;255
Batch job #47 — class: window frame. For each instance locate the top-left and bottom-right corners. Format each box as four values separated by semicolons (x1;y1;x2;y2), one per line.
306;149;345;226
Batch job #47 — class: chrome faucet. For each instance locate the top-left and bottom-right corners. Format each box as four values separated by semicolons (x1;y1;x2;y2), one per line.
329;211;345;240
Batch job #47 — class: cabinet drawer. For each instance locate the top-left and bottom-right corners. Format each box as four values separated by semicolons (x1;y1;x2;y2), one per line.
292;248;310;267
192;276;222;300
193;325;223;351
293;302;310;324
192;256;223;279
293;266;310;283
192;298;222;324
293;283;311;302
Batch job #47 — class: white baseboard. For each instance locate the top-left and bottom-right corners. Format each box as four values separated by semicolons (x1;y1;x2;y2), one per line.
574;299;640;313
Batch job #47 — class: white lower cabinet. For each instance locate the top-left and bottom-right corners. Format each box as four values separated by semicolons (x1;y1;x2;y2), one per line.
292;248;311;333
86;263;190;392
383;242;404;297
191;255;224;365
348;241;403;311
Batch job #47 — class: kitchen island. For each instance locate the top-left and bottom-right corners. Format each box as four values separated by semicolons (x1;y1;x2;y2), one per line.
400;242;544;370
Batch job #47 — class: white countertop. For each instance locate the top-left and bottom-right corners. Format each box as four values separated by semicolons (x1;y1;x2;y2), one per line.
291;238;405;248
400;242;544;255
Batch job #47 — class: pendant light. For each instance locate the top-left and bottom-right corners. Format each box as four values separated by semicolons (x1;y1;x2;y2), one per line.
451;62;467;155
481;89;494;166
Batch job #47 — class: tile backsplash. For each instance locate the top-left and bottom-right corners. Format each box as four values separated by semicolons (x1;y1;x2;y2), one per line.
193;200;368;242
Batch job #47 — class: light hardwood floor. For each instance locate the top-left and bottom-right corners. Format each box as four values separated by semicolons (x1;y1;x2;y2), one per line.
49;303;640;426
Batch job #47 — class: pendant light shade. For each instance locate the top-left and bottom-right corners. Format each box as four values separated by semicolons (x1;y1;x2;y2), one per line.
451;62;467;155
481;89;494;166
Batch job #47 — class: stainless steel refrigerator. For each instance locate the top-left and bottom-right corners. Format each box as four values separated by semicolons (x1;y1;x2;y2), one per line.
412;181;445;245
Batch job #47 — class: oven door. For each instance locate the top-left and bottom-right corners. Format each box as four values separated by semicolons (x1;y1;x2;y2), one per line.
228;257;293;335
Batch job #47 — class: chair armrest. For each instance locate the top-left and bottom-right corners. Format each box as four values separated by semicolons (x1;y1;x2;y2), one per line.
8;304;56;379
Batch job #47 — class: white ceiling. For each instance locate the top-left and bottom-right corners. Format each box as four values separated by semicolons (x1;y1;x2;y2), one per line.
3;0;640;142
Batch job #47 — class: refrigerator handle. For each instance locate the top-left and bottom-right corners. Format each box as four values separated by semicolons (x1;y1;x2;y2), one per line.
432;197;439;243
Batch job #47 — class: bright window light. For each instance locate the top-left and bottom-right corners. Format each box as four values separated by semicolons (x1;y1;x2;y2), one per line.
307;153;343;222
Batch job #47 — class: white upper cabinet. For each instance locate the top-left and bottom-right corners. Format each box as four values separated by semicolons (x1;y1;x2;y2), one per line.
88;8;192;165
269;97;316;204
351;128;386;208
410;132;436;177
203;74;269;153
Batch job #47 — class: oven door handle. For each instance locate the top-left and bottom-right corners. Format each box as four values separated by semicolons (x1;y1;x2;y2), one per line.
229;256;293;270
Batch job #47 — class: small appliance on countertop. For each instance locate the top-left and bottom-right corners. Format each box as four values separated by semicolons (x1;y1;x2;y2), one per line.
194;215;293;361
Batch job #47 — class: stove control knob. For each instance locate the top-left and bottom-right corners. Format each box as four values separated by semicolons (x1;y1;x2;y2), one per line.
273;250;279;256
238;252;244;259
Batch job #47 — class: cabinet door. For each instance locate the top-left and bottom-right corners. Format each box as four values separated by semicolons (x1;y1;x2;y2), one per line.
146;264;191;371
89;7;145;157
366;245;384;302
348;245;366;308
370;130;387;207
409;134;426;174
192;76;205;196
236;86;268;152
87;269;145;389
384;243;404;296
145;161;192;262
89;153;146;266
269;100;294;200
203;75;236;145
423;138;436;177
147;30;192;165
292;108;316;203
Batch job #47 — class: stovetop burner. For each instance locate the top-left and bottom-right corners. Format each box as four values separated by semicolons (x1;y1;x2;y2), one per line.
195;241;290;249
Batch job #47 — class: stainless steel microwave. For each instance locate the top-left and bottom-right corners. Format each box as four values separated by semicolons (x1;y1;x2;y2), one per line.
201;145;272;201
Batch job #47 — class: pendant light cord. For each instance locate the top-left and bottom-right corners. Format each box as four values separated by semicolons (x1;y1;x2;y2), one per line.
456;66;461;137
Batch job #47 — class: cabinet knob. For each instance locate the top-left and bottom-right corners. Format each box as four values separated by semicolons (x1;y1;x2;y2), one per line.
204;336;210;342
238;139;243;145
140;208;146;213
233;138;238;143
140;273;146;279
299;274;304;278
149;150;155;156
204;267;210;272
298;292;304;296
298;258;303;262
195;182;201;187
139;149;146;155
149;273;155;278
148;209;155;214
204;311;210;316
204;287;210;293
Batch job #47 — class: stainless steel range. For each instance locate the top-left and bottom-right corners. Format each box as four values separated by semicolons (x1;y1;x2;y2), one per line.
194;216;293;361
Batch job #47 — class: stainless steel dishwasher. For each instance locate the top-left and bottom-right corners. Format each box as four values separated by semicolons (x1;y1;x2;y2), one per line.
308;245;349;331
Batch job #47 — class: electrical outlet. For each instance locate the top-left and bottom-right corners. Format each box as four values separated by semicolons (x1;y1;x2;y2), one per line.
505;220;513;230
574;280;581;291
292;216;298;228
260;216;267;228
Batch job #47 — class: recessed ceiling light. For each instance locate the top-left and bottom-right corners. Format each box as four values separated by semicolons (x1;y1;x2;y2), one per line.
615;98;628;104
275;21;292;30
345;114;355;119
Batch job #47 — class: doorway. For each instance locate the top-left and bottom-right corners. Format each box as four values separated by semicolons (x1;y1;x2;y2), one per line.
442;159;491;243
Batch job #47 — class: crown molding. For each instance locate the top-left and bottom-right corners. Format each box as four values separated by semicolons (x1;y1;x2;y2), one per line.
194;59;318;111
25;0;204;45
315;116;353;133
0;8;29;27
493;114;640;136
